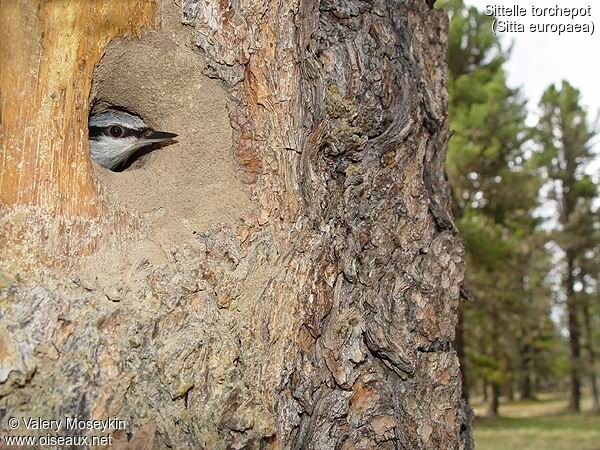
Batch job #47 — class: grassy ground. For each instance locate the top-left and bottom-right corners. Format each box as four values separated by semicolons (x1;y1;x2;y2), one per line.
472;395;600;450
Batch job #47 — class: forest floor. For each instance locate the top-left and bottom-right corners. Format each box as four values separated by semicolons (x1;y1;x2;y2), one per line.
472;394;600;450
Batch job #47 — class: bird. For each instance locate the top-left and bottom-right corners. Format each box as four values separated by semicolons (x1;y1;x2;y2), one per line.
88;108;178;170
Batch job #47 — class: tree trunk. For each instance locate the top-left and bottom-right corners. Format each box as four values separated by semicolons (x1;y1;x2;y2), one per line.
518;285;535;401
582;301;600;412
483;378;489;402
519;342;535;401
565;253;581;413
487;296;502;416
456;302;470;403
487;382;500;418
0;0;470;449
505;379;514;402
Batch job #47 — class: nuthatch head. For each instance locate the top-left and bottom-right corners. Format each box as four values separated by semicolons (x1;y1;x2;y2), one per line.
88;109;177;170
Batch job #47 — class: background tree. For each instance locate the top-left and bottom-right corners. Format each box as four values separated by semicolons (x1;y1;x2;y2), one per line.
442;0;555;415
534;80;598;412
583;210;600;412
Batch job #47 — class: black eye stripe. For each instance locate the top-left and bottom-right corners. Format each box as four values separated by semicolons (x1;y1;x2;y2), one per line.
88;126;104;139
88;126;149;139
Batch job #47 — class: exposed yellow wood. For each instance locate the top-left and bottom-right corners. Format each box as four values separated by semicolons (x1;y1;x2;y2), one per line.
0;0;159;216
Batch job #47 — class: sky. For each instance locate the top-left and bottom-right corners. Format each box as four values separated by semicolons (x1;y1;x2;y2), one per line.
464;0;600;123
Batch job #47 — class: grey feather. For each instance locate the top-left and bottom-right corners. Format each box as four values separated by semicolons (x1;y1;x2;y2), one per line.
89;110;146;130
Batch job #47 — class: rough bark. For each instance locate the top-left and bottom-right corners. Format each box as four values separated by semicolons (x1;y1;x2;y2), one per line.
0;0;469;449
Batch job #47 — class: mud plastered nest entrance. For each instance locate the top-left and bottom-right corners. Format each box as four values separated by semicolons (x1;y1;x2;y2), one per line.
90;15;252;244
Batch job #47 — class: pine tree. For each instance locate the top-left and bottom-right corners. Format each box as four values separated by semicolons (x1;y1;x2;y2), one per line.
442;0;553;415
535;80;597;412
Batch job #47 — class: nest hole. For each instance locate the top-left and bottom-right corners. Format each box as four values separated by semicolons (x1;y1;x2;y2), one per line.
88;9;252;244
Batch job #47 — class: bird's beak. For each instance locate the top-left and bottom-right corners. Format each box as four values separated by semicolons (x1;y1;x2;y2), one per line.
142;130;178;144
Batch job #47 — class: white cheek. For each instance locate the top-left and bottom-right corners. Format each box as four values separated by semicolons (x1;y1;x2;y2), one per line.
89;137;141;169
123;138;141;152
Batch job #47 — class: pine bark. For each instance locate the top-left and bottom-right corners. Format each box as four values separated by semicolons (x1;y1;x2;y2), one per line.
0;0;470;449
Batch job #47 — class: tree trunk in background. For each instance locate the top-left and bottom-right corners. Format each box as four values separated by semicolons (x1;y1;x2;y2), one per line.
566;254;581;413
488;299;501;416
582;302;600;412
519;342;535;400
505;379;514;402
456;303;470;403
518;286;535;401
0;0;471;449
487;383;500;418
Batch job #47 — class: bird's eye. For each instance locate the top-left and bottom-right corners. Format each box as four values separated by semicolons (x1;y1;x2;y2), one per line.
109;125;123;138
